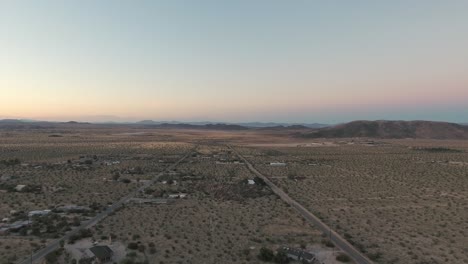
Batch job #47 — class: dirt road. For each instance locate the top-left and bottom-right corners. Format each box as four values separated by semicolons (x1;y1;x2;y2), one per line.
229;146;374;264
19;147;196;264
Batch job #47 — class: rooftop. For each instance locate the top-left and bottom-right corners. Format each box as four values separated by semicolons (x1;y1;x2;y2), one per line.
89;245;113;259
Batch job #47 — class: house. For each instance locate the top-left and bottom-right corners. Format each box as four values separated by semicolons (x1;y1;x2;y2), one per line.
28;209;51;217
103;161;120;166
8;220;30;232
15;185;27;192
270;162;286;166
247;179;255;185
301;251;316;263
0;227;9;235
55;205;91;213
0;175;11;181
161;179;177;185
167;193;188;199
127;198;170;205
89;245;113;263
281;247;302;261
279;247;316;263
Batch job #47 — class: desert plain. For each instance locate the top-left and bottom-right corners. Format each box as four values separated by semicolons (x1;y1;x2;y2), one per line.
0;127;467;264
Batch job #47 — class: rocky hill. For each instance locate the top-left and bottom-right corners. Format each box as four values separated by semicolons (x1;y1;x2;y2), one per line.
298;120;468;139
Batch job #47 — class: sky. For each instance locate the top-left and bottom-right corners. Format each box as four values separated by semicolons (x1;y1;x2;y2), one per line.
1;0;467;124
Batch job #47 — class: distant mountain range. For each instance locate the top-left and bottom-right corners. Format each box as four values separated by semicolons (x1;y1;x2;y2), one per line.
134;120;327;128
297;120;468;139
2;119;468;139
136;122;249;130
0;119;322;130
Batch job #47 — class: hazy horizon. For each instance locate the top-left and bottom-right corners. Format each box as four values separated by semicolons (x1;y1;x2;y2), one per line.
1;115;468;125
1;1;468;123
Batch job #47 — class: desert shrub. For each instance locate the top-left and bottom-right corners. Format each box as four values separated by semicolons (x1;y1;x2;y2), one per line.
368;251;383;261
273;251;290;264
68;229;92;244
44;248;63;264
112;172;120;181
128;242;138;250
120;258;136;264
264;149;283;156
0;158;20;166
78;258;93;264
250;237;262;243
258;247;274;261
321;239;335;248
415;147;462;153
138;244;146;252
0;183;16;192
336;253;351;262
254;176;267;186
72;217;81;226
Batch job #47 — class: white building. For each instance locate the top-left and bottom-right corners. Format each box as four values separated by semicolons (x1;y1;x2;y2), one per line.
15;185;26;192
28;209;51;217
168;193;188;199
270;162;286;166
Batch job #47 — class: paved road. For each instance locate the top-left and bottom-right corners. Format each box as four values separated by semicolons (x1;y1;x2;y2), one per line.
229;146;374;264
19;147;196;264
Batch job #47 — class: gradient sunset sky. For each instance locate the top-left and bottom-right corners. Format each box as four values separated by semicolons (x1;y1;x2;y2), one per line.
1;1;467;123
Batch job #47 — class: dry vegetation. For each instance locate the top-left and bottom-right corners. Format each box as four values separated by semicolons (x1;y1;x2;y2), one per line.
0;130;338;264
96;144;335;264
2;127;465;264
0;130;193;264
0;237;52;263
235;139;468;264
